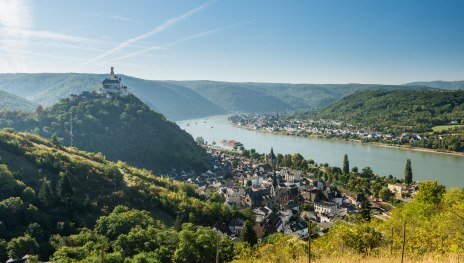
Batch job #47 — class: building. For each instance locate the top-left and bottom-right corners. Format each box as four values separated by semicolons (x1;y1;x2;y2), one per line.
98;67;128;98
244;187;273;208
314;201;337;214
388;183;405;198
284;221;309;238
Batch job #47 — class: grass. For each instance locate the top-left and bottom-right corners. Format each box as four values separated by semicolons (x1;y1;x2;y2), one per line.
432;124;464;132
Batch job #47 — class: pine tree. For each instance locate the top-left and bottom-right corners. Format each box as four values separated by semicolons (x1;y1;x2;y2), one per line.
359;200;372;222
51;134;60;147
342;154;350;175
240;220;258;246
404;159;413;185
57;172;74;208
38;179;55;207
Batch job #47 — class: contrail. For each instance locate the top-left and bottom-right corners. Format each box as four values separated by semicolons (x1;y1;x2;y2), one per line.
79;0;215;68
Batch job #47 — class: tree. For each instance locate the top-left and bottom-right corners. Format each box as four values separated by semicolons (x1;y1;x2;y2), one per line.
360;167;374;179
246;180;252;188
291;153;304;169
240;220;258;246
404;159;413;185
35;105;44;116
0;239;6;263
50;134;60;147
379;188;393;202
231;159;239;169
342;154;350;175
38;179;55;207
21;187;36;204
359;200;372;222
7;235;39;259
415;181;446;206
57;172;74;208
340;223;383;254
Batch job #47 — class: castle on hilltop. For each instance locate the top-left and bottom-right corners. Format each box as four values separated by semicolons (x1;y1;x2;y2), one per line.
98;67;128;98
71;67;128;101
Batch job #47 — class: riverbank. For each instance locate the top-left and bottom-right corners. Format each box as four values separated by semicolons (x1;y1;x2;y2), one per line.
229;121;464;157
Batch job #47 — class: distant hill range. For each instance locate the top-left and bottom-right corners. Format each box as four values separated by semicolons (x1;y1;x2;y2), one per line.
0;73;462;120
405;80;464;90
0;94;209;173
0;90;37;112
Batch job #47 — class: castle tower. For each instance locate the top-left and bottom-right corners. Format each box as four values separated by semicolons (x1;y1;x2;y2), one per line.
110;66;114;75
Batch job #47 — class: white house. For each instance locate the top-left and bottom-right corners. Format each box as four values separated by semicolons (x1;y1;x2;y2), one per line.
314;201;337;214
284;221;309;238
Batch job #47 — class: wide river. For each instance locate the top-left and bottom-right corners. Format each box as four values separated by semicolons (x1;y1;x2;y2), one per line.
177;115;464;188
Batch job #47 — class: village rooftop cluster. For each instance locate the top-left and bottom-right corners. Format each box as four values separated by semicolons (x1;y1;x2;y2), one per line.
166;146;417;242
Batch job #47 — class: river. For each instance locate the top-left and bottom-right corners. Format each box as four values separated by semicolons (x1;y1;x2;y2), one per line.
177;115;464;188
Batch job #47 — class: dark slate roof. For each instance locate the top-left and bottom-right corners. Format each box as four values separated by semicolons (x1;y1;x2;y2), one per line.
102;78;120;84
246;188;271;205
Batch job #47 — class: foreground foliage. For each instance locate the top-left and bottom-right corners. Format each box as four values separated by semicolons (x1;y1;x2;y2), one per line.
234;181;464;262
0;130;229;261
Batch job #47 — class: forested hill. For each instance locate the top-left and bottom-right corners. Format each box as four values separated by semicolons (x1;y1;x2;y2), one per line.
0;94;209;172
0;130;232;261
0;90;37;112
168;80;433;111
317;90;464;133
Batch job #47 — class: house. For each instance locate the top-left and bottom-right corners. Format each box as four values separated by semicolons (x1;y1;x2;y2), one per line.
279;209;293;225
244;174;264;187
6;255;31;263
244;187;272;208
284;221;309;238
388;183;405;198
254;206;272;223
229;218;245;236
314;201;337;214
253;212;284;239
224;187;245;207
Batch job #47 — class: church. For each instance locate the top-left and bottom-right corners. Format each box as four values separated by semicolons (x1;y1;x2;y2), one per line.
98;67;128;98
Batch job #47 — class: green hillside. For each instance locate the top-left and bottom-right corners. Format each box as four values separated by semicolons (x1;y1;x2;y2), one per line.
0;130;233;262
0;90;37;112
0;94;209;172
317;90;464;133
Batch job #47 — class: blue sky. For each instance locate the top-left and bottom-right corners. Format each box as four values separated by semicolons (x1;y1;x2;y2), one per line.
0;0;463;84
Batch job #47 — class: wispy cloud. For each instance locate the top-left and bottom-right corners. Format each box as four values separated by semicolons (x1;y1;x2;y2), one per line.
0;0;33;71
0;0;98;72
3;28;96;43
79;0;216;68
86;13;139;23
112;22;248;61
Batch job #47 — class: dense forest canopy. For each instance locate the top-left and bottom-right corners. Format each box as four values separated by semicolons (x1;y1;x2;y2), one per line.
0;94;209;173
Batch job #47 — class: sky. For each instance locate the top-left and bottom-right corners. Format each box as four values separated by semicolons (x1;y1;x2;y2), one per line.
0;0;463;84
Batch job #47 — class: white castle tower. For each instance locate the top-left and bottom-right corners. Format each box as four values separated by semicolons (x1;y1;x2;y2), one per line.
98;67;128;98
